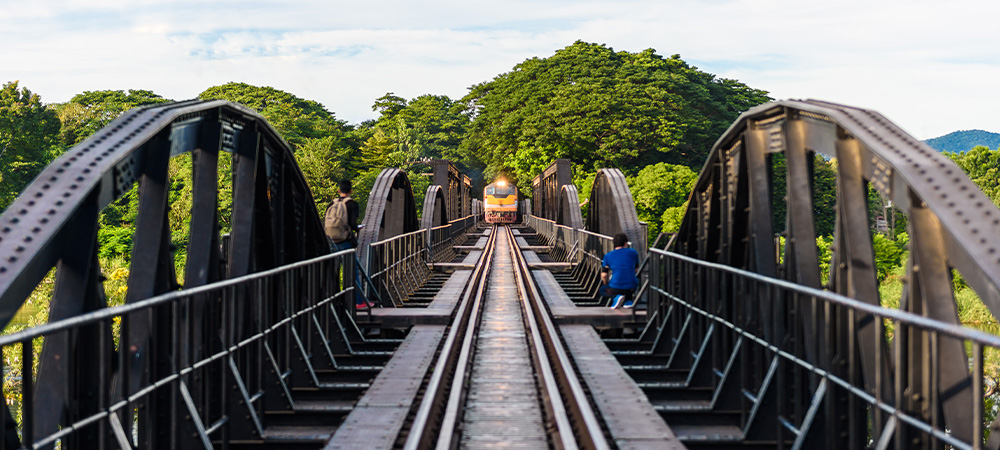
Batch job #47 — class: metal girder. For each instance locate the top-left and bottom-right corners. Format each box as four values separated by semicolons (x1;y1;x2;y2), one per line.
357;168;420;272
0;100;330;448
431;159;470;221
584;168;647;258
662;99;1000;448
557;185;583;230
421;184;448;248
531;159;572;221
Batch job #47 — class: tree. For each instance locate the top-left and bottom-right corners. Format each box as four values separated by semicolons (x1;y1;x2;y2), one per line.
54;89;170;146
365;93;472;172
198;82;359;154
628;163;698;240
296;136;348;213
948;145;1000;207
0;81;60;209
459;41;771;193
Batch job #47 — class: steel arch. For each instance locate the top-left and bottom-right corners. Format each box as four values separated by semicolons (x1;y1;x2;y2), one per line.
666;99;1000;448
421;184;448;246
0;99;329;445
357;168;420;269
557;185;583;230
531;159;572;221
584;168;647;256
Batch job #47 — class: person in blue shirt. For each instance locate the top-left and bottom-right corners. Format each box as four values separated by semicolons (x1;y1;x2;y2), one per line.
601;233;640;309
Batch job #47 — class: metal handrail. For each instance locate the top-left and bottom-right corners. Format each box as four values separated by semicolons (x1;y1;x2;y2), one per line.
649;247;1000;448
1;249;358;448
652;247;1000;345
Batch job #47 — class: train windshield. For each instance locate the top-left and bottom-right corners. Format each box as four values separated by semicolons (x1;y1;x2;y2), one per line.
485;186;495;195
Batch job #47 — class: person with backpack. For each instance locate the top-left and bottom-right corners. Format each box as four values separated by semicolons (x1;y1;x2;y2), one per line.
326;180;371;308
325;180;359;252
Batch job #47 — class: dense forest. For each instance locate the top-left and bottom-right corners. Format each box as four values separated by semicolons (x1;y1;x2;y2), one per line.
1;41;774;245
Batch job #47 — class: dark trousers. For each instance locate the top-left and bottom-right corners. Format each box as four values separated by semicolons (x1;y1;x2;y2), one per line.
331;240;365;305
605;287;635;301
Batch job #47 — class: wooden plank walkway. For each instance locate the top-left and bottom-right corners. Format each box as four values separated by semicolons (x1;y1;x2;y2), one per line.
560;325;684;449
363;271;472;327
532;270;643;327
324;325;445;449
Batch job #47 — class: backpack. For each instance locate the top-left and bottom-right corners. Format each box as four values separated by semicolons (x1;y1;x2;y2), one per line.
324;197;352;243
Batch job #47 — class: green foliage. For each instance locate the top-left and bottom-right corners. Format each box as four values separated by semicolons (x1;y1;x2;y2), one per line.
947;146;1000;207
872;233;907;283
2;268;51;427
459;41;770;191
362;93;474;185
296;136;348;213
628;163;697;240
767;153;838;237
53;89;170;146
198;82;357;152
0;81;61;210
660;204;687;235
98;226;135;260
817;235;833;285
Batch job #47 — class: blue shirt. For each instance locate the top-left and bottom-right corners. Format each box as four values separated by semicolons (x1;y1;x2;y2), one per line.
602;247;640;290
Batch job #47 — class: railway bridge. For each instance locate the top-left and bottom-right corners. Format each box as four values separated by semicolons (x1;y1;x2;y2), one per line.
0;99;999;449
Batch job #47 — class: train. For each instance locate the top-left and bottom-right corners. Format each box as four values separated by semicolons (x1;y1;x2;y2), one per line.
483;180;519;223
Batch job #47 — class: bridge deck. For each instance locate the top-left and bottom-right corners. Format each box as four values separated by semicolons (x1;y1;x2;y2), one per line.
323;223;672;449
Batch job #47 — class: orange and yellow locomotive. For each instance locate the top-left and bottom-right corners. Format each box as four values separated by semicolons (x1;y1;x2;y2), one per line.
484;180;519;224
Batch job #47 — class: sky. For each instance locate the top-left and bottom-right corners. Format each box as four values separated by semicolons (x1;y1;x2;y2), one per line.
2;0;998;140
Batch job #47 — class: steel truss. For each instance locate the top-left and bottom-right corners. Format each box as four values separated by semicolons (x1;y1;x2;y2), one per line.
431;159;472;220
586;168;648;257
0;100;342;448
663;100;1000;448
531;158;572;221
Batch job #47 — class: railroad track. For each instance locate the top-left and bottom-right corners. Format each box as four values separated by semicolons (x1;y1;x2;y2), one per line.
404;225;608;449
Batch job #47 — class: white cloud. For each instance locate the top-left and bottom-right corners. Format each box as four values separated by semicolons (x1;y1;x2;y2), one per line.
1;0;997;138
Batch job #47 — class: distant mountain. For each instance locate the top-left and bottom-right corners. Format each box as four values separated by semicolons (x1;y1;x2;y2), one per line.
923;130;1000;153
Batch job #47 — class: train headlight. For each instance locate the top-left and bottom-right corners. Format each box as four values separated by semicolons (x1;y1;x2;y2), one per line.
497;180;506;187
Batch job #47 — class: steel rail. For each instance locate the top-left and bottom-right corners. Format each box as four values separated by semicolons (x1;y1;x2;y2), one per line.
505;225;610;450
405;226;610;449
403;225;498;450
